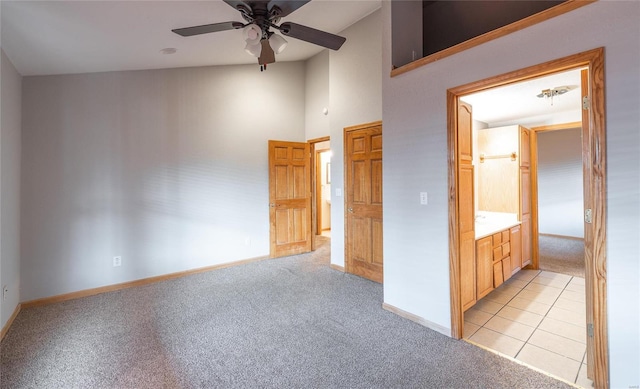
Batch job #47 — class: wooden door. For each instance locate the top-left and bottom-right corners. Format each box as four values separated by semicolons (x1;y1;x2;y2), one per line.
519;127;532;267
269;140;312;258
458;102;477;310
345;122;383;283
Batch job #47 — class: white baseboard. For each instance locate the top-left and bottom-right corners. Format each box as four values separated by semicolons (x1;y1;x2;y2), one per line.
382;302;451;337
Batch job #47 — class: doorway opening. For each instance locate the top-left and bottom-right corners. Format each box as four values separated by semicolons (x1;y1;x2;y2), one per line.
447;49;607;388
458;69;589;386
309;137;331;251
533;123;585;279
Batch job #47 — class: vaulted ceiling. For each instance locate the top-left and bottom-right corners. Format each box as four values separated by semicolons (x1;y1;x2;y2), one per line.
1;0;381;76
2;1;581;126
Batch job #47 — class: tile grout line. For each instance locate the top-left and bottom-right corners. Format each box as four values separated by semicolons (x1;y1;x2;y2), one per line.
467;270;590;387
512;273;588;385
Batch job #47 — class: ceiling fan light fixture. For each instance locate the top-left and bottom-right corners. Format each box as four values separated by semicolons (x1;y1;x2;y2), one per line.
244;41;262;57
243;24;262;45
269;33;288;54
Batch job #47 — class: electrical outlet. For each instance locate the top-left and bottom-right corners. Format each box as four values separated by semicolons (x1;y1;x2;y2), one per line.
2;286;8;301
113;256;122;267
420;192;428;205
244;237;251;246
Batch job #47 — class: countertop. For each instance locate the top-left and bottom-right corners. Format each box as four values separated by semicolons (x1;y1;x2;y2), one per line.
474;212;521;240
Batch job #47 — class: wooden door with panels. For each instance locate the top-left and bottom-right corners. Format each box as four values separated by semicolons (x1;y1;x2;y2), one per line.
457;101;477;311
345;122;383;283
268;140;312;258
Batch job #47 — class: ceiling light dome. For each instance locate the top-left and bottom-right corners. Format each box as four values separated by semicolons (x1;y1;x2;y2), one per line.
269;33;288;54
245;42;262;57
243;24;262;45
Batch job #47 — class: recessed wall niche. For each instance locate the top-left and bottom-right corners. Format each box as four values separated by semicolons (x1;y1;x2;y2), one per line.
391;0;566;69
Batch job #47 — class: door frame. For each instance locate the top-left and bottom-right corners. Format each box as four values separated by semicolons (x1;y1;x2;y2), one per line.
308;136;330;251
447;48;608;387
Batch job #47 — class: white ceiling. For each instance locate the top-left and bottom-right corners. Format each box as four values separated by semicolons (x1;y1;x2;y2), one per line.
461;68;583;127
1;0;381;76
2;1;583;126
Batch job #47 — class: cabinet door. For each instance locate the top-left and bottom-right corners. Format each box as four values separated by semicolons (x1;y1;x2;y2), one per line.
520;126;531;167
502;257;512;282
510;225;522;274
476;237;494;299
493;261;504;288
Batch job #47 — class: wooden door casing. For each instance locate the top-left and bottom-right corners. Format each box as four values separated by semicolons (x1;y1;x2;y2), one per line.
345;122;383;283
269;140;312;258
448;49;608;389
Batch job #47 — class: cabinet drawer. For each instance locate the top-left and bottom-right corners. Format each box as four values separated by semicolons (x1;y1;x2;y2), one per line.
493;242;511;261
493;246;502;261
492;232;502;247
502;242;510;256
502;230;510;243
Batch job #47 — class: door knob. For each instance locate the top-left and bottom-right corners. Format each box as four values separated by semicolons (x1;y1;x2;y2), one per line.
269;203;276;208
348;207;354;213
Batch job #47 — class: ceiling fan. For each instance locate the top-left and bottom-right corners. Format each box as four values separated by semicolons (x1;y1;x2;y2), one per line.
172;0;347;71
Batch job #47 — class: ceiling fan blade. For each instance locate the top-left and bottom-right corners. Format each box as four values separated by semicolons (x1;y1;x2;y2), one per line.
268;0;311;18
279;22;346;51
172;21;244;37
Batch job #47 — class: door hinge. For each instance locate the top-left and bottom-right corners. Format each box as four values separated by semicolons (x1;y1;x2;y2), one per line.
582;96;591;110
585;209;592;224
587;323;594;338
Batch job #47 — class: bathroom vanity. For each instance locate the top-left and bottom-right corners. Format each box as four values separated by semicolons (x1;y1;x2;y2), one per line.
461;124;532;311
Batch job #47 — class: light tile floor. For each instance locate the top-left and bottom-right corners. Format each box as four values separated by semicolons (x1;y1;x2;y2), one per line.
464;269;594;388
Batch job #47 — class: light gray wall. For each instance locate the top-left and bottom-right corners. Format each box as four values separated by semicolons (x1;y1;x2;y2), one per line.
537;128;583;238
1;49;21;328
329;9;382;268
21;62;305;301
304;50;330;140
382;1;639;386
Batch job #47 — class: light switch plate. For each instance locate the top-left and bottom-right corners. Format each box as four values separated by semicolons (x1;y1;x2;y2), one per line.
336;188;342;197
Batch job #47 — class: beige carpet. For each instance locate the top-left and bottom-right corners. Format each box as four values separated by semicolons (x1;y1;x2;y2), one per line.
1;236;572;389
538;234;585;278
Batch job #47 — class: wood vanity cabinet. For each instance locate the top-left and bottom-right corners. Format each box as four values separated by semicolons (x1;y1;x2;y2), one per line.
475;225;521;301
476;236;493;300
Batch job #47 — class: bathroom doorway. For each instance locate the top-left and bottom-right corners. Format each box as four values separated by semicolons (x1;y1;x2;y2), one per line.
447;49;607;388
309;137;332;250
